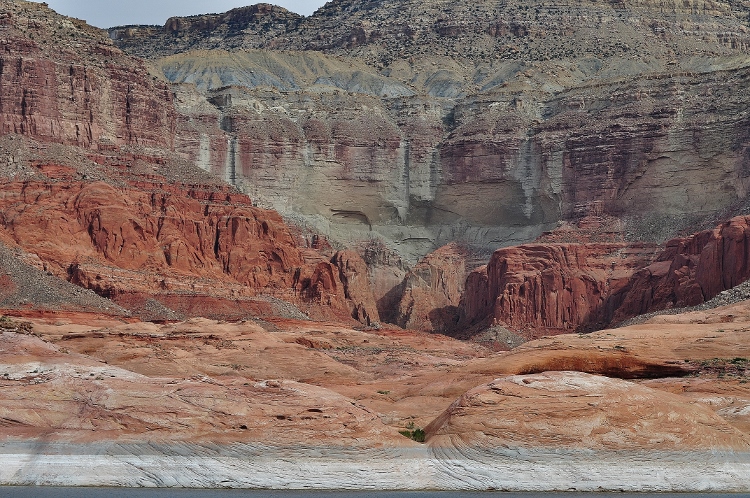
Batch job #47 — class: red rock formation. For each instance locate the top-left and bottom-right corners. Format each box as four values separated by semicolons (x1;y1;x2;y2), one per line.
0;179;301;284
612;215;750;322
294;249;380;325
331;250;380;325
459;215;750;335
0;3;384;325
0;174;384;322
0;2;175;150
395;243;469;332
460;242;659;336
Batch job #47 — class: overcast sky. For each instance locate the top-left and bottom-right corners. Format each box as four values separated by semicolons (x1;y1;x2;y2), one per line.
31;1;329;29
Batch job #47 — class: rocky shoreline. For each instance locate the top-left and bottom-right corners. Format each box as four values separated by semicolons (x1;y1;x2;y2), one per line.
1;442;748;491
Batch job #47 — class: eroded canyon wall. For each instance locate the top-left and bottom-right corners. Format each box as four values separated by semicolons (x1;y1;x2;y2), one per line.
457;215;750;337
6;0;750;335
168;63;750;266
0;1;380;325
0;1;175;149
613;215;750;321
105;0;750;265
458;241;660;336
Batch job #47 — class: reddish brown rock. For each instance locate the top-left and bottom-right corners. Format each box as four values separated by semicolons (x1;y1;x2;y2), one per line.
395;243;469;332
294;250;380;325
460;242;659;336
426;371;750;451
331;250;381;325
0;1;175;150
0;328;407;447
613;215;750;322
0;175;378;321
0;179;302;285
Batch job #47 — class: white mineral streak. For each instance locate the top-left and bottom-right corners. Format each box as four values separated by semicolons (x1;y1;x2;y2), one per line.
0;442;748;491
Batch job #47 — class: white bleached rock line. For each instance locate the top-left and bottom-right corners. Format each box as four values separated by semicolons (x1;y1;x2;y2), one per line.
0;442;749;491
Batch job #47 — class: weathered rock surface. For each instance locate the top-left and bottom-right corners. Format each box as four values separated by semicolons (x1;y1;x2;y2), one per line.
0;240;128;316
463;298;750;382
14;0;750;338
0;175;298;310
0;0;383;325
0;157;388;324
112;0;750;73
101;0;750;265
426;370;750;450
0;1;175;150
459;241;660;336
614;215;750;322
395;243;470;332
3;1;750;489
162;61;750;263
2;296;750;489
110;4;304;59
0;329;406;446
454;214;750;337
294;249;381;324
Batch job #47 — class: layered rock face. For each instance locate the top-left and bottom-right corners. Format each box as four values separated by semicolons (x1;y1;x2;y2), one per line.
110;4;303;58
459;215;750;336
0;2;380;325
0;1;175;149
0;162;383;323
426;371;750;451
2;3;750;491
7;0;750;337
166;63;750;265
100;0;750;334
173;85;433;260
614;215;750;321
106;0;750;263
459;241;660;336
394;243;469;332
112;0;750;69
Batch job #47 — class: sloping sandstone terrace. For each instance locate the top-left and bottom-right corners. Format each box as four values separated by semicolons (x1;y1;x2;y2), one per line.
0;301;749;489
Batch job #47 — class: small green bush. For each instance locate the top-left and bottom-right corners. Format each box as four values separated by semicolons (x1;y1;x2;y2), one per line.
399;428;426;443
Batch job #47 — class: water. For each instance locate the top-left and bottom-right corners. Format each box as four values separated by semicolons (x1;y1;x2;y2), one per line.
0;490;747;498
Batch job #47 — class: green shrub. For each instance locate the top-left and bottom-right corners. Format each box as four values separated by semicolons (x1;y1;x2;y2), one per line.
399;428;426;443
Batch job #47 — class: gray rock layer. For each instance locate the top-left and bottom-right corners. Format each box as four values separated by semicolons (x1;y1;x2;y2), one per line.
1;442;749;491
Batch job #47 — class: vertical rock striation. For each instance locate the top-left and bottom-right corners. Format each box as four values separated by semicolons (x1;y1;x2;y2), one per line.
614;215;750;321
459;242;660;336
0;1;175;150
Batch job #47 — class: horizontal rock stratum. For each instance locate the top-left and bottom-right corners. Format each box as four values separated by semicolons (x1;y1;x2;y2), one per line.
104;0;750;263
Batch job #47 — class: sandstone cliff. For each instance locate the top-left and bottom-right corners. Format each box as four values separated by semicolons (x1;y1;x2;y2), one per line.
0;1;175;149
104;0;750;265
0;145;386;324
394;243;469;332
613;215;750;321
456;214;750;337
458;241;660;336
8;0;750;337
0;2;380;325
